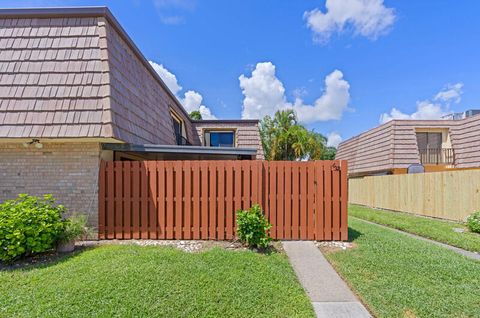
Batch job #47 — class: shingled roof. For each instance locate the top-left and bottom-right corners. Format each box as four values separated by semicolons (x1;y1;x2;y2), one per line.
0;7;198;144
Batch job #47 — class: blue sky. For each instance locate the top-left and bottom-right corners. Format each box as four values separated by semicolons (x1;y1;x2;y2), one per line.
2;0;479;146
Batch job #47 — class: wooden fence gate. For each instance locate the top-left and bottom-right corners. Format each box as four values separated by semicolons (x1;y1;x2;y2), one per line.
98;160;348;241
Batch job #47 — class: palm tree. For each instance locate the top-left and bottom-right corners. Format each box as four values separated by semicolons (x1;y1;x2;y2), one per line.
260;109;327;161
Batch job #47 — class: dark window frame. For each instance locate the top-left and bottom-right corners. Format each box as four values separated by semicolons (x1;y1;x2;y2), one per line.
204;130;236;147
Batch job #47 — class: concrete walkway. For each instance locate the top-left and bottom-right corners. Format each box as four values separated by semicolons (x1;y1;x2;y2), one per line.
352;217;480;261
283;241;371;318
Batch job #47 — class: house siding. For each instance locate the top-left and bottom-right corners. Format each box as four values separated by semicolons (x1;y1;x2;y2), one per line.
104;19;200;145
193;121;264;159
336;121;394;175
450;115;480;168
0;141;108;227
337;115;480;175
0;13;200;145
0;16;113;138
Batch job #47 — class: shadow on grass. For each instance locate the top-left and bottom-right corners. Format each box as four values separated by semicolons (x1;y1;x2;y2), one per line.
0;245;95;272
348;227;363;243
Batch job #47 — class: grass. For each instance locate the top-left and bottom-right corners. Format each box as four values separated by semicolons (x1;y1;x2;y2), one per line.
349;204;480;253
324;218;480;318
0;245;314;318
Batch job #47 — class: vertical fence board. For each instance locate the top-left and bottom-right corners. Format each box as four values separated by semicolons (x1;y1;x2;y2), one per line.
307;164;315;240
300;164;307;239
140;163;149;239
243;162;251;209
123;162;131;240
340;161;348;241
284;163;292;240
174;162;183;239
106;162;114;239
192;161;200;239
234;161;242;212
217;162;225;240
98;161;106;239
225;161;234;239
157;161;166;239
324;162;332;240
209;165;217;239
292;163;300;240
114;162;123;239
315;162;324;240
276;163;284;240
148;162;158;239
269;162;277;239
332;163;341;241
184;161;192;240
131;162;140;239
201;162;209;239
99;160;348;241
166;162;174;239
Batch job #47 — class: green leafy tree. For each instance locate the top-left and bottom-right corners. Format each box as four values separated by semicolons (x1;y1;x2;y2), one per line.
260;109;329;161
189;110;202;120
321;146;337;160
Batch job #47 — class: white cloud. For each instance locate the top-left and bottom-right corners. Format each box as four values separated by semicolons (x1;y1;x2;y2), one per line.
181;90;216;119
239;62;289;120
294;70;350;123
239;62;350;123
154;0;196;25
149;60;216;118
149;61;182;95
434;83;463;103
379;83;464;123
327;132;343;147
304;0;396;43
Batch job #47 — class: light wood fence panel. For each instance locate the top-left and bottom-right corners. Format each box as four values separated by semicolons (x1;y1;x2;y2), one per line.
349;170;480;221
99;160;348;241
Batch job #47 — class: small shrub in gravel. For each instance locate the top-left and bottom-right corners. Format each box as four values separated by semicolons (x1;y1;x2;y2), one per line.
236;204;272;249
466;211;480;233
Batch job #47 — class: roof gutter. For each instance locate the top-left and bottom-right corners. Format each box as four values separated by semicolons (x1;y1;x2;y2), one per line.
102;143;257;156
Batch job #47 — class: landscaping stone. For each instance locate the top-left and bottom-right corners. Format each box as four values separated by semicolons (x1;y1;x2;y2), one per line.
315;241;353;251
78;240;251;253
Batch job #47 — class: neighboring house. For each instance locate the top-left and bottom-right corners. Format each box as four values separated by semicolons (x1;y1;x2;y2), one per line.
0;7;262;225
336;110;480;177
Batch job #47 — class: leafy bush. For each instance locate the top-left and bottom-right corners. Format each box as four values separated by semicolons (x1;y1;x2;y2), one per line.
58;214;88;244
236;204;272;249
466;211;480;233
0;194;65;262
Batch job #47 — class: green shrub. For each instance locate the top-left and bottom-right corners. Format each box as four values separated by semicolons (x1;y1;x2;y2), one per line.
236;204;272;249
59;214;88;244
466;211;480;233
0;194;65;262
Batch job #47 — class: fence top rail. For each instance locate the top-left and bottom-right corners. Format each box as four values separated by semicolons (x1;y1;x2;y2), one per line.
100;159;347;165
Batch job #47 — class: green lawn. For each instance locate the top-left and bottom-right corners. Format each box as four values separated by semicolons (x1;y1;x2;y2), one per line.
0;245;314;318
324;218;480;318
350;204;480;253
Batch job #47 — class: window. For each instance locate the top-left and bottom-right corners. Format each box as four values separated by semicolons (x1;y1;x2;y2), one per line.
416;132;442;149
204;130;235;147
170;110;188;145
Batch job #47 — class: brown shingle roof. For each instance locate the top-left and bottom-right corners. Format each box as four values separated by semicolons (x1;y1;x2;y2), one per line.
0;7;261;150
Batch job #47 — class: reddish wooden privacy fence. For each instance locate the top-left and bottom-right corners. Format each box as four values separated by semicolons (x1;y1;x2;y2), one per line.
98;160;348;241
